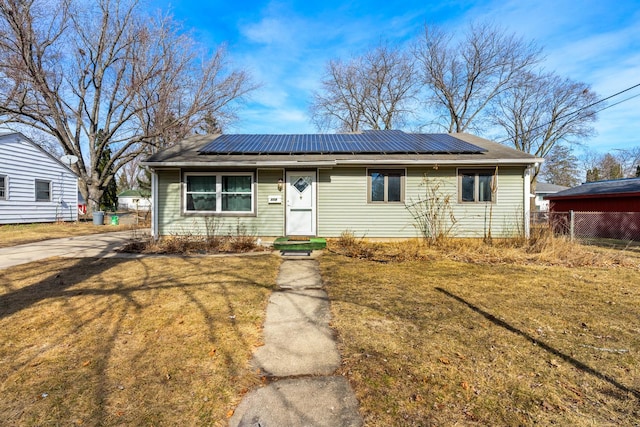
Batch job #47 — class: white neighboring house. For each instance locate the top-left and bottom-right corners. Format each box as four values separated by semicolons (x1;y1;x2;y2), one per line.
534;182;569;212
117;189;151;211
0;132;78;224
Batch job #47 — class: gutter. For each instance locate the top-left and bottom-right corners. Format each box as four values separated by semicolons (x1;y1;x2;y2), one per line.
545;191;640;201
141;157;543;168
141;160;339;168
335;158;543;166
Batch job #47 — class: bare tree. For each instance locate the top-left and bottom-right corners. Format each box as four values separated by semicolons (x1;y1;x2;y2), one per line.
538;143;581;187
413;22;542;133
582;148;640;182
615;146;640;177
491;71;599;185
310;43;418;132
0;0;255;209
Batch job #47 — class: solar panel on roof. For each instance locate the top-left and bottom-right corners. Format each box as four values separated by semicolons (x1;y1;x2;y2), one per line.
197;131;486;155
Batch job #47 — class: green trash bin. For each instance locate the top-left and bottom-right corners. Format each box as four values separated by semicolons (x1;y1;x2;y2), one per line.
110;215;119;226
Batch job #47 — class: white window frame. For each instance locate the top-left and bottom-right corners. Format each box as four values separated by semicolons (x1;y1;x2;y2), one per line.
35;179;52;202
0;174;7;200
367;168;406;204
183;172;255;215
458;168;496;203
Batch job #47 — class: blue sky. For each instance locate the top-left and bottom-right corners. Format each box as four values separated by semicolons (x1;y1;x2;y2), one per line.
148;0;640;154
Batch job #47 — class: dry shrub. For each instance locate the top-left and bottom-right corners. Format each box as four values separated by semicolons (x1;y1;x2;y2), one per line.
119;232;264;255
330;231;427;262
329;229;639;268
222;234;257;253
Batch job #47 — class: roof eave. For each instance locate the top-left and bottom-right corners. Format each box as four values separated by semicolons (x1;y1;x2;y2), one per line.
335;158;542;166
141;160;340;168
546;191;640;201
142;157;542;169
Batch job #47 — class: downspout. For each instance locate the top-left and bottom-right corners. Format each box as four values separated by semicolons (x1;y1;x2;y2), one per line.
523;165;534;239
152;170;159;240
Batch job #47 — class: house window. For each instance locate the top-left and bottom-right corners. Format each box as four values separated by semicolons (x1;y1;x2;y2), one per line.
35;179;51;202
459;169;495;203
368;169;404;203
185;173;253;213
0;175;6;200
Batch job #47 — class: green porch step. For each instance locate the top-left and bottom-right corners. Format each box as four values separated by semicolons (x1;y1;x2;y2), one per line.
273;237;327;251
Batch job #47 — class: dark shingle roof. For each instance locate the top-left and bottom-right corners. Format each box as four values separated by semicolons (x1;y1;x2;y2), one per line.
536;182;569;194
546;178;640;199
142;130;542;167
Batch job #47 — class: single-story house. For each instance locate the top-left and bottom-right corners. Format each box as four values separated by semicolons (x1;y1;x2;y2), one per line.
117;189;151;211
141;130;543;240
545;177;640;240
0;132;78;224
534;182;569;212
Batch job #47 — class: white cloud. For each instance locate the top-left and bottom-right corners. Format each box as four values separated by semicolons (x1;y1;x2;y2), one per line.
242;18;289;45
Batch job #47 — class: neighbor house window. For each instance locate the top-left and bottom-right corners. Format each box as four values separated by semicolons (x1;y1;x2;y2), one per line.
0;175;6;200
459;169;495;203
368;169;404;203
185;173;253;213
35;179;51;202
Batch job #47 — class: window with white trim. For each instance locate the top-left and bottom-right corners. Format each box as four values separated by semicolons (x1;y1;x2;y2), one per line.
459;169;495;203
0;175;6;200
35;179;51;202
185;173;254;213
368;169;405;203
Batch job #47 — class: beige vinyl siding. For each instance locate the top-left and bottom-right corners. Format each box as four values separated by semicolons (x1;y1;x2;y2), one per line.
157;169;181;236
156;169;284;237
318;167;419;238
450;166;525;238
317;166;525;238
157;165;526;238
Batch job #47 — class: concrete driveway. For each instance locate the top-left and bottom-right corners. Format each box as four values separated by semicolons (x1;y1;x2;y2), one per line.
0;230;148;270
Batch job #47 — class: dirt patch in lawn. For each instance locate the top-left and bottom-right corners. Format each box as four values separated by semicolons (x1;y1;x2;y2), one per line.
0;254;279;426
320;252;640;426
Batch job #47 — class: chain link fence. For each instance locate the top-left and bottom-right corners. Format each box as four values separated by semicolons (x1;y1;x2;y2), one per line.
531;211;640;245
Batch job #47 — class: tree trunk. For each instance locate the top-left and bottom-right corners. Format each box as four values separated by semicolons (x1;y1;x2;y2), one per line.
81;181;104;213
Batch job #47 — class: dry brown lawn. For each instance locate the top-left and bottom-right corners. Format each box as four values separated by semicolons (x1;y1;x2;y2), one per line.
0;254;279;426
0;221;139;248
321;241;640;426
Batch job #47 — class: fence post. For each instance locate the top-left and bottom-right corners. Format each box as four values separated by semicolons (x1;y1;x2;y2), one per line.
570;210;575;241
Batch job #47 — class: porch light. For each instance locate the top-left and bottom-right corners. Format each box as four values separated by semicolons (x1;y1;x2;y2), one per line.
277;178;284;191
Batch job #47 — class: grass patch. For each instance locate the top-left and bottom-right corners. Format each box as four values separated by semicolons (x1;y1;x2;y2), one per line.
320;248;640;425
0;255;279;426
0;221;138;248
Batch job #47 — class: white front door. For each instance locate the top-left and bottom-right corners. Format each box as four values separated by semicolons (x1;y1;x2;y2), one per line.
286;171;316;236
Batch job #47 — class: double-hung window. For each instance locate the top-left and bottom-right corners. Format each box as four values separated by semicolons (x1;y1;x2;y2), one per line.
35;179;51;202
459;169;495;203
185;173;253;214
0;175;6;200
368;169;404;203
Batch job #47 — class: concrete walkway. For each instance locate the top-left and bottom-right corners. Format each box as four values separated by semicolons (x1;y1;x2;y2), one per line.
0;230;147;269
229;255;363;427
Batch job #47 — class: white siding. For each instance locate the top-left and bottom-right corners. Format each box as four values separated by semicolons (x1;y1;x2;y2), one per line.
0;134;78;224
